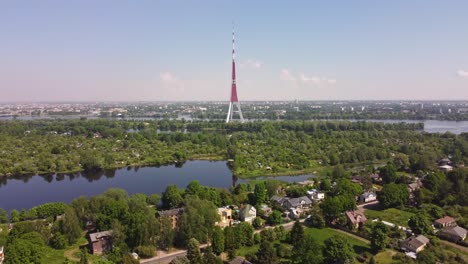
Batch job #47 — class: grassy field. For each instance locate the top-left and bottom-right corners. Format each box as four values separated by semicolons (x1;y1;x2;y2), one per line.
42;236;105;264
373;249;401;264
365;208;415;227
304;227;371;255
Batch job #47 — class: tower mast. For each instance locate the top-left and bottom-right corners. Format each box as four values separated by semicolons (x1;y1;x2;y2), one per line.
226;26;244;123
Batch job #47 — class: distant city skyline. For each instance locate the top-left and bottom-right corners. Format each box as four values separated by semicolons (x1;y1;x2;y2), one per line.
1;1;468;102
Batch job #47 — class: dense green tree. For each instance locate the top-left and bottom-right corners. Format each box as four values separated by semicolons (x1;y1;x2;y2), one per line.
223;227;239;251
162;185;184;209
291;233;323;264
253;182;267;205
60;206;83;245
252;217;264;229
158;216;175;250
50;232;68;249
306;214;326;228
408;214;432;235
289;220;304;248
268;210;283;225
5;232;46;264
320;178;332;191
187;238;203;264
321;195;356;223
334;178;363;197
10;209;19;223
176;196;218;247
323;235;354;264
380;163;397;184
234;222;254;247
211;226;225;255
147;193;161;206
255;240;279;264
203;246;222;264
0;208;8;223
423;172;446;194
285;185;307;198
379;183;409;208
186;180;203;197
370;222;388;252
265;180;281;197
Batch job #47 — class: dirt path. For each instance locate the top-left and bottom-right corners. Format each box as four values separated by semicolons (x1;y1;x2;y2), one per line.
439;240;468;253
63;248;80;262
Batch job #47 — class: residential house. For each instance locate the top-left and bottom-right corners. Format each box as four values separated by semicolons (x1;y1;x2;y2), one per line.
283;196;313;210
346;209;367;229
229;256;253;264
215;207;233;228
369;173;382;183
434;216;457;228
437;226;468;242
158;208;185;229
408;180;423;204
351;175;363;184
88;230;113;255
297;180;315;187
400;235;430;253
259;204;273;216
307;189;325;201
438;164;453;172
359;192;377;203
438;158;452;166
239;204;256;224
271;195;287;206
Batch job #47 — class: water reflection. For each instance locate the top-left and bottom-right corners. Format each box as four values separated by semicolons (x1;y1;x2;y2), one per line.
0;161;314;212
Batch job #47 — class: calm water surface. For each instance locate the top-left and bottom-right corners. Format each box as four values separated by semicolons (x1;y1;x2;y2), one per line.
0;161;312;212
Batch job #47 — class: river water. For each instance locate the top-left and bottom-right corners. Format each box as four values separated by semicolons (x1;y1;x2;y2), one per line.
0;161;313;212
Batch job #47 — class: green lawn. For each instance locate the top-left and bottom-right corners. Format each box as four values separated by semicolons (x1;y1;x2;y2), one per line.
304;228;371;255
365;208;415;227
373;249;401;264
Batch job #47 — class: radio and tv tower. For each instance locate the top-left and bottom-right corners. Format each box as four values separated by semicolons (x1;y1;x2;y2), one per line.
226;27;244;123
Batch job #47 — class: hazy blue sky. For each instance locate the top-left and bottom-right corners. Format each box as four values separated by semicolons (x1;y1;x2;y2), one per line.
1;1;468;101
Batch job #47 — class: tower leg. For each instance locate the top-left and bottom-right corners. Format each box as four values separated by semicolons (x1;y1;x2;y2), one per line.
236;102;244;122
226;102;232;123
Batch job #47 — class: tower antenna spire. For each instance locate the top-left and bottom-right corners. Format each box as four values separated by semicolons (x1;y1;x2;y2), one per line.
226;23;244;123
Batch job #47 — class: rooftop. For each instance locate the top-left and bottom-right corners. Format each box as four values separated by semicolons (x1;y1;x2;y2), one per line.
158;208;185;217
89;230;113;243
435;216;456;225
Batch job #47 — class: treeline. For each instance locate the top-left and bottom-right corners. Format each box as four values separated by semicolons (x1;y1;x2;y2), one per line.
0;119;423;137
0;119;432;177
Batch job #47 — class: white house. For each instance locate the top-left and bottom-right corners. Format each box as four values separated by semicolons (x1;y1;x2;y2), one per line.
359;192;377;203
240;205;257;224
307;189;325;201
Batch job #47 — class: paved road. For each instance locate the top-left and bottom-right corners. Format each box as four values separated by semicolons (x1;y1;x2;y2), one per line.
140;219;305;264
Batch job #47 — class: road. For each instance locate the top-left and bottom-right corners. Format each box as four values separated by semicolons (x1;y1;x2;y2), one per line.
140;219;305;264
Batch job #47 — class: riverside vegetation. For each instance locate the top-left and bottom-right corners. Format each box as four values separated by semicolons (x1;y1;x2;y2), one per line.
2;119;461;179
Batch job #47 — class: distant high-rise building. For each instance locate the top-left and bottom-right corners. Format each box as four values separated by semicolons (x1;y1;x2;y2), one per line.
226;28;244;123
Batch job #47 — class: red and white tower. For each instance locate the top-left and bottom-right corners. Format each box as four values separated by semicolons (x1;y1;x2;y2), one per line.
226;28;244;123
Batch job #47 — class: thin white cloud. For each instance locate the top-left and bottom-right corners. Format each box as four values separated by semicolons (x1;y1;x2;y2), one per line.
457;69;468;77
160;72;178;83
242;59;263;69
280;69;296;81
281;70;336;85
